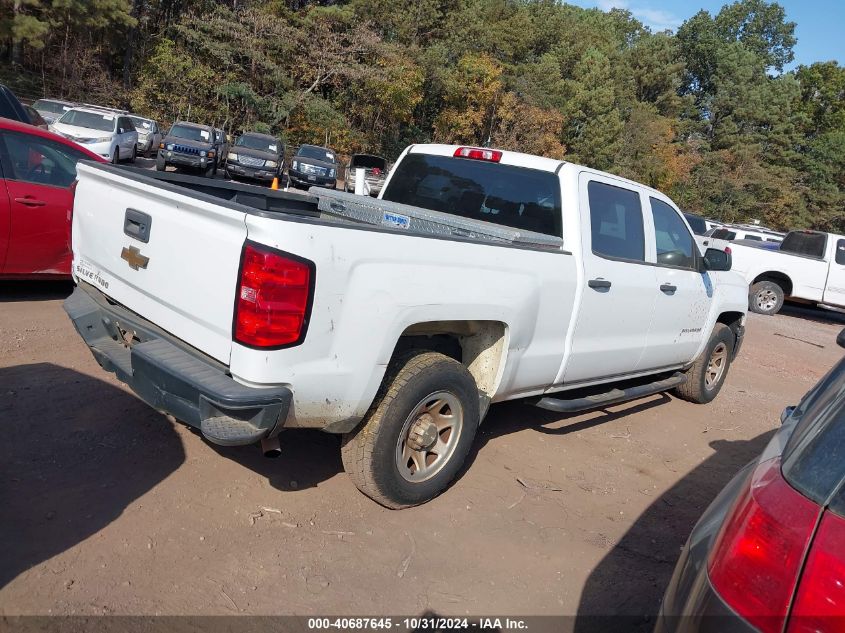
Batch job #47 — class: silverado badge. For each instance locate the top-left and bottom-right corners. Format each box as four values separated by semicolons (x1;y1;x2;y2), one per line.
121;245;150;271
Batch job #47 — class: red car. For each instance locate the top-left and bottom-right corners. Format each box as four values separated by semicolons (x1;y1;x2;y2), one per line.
0;117;105;279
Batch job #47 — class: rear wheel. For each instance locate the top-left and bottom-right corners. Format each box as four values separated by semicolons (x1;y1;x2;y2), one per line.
674;323;734;404
749;281;784;315
341;351;479;509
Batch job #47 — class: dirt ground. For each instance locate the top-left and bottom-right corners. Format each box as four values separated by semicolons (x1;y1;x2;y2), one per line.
1;282;843;630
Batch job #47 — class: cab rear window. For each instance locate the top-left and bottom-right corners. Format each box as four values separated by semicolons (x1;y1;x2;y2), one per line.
781;231;827;258
381;153;562;237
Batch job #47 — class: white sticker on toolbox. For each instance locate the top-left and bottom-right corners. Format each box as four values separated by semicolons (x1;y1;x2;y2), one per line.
382;211;410;229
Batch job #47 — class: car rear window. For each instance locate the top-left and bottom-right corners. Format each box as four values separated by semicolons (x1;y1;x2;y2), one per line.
381;153;563;237
781;231;827;259
684;213;707;235
351;155;386;170
782;357;845;509
711;228;737;240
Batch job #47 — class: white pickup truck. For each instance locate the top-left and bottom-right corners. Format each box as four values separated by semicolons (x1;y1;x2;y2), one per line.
64;144;748;508
718;230;845;315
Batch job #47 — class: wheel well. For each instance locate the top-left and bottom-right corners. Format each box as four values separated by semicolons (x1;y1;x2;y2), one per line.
393;320;508;419
752;272;792;296
716;311;744;335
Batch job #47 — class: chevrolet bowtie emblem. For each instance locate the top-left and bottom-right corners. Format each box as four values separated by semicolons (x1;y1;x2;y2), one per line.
121;245;150;271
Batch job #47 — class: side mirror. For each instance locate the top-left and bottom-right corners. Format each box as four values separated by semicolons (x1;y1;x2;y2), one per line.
703;248;732;272
837;328;845;349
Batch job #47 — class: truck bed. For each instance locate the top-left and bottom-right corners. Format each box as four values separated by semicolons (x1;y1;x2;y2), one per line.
110;165;564;251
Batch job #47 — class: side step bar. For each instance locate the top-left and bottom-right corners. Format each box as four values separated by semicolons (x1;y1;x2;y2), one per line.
533;372;686;413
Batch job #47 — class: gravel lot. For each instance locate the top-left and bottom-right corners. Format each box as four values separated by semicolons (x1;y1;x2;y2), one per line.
1;284;842;630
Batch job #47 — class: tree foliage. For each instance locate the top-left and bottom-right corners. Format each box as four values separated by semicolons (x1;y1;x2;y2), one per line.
1;0;843;231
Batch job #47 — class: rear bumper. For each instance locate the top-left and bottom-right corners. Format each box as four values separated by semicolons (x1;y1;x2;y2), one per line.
63;284;292;446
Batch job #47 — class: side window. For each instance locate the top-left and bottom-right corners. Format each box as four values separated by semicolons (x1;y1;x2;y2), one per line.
0;132;85;188
744;234;762;241
587;181;645;262
650;197;696;269
836;239;845;265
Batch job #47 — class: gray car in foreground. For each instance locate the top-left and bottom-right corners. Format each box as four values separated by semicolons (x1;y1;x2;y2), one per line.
656;329;845;633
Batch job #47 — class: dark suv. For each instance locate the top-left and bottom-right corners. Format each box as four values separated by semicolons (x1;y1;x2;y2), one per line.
288;144;338;189
225;132;285;185
156;121;219;177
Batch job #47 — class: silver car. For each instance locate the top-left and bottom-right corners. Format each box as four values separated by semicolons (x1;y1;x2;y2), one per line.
129;115;163;158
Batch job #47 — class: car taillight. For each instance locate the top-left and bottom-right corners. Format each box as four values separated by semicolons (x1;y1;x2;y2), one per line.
233;243;314;349
787;511;845;633
707;457;820;633
453;147;502;162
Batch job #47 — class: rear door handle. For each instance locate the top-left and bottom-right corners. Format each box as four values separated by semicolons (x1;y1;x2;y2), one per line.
588;278;612;289
14;197;46;207
660;284;677;294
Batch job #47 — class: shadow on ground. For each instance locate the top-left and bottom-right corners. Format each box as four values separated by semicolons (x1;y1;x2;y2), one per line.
0;280;74;302
207;430;343;492
780;301;845;325
0;363;184;588
571;429;775;633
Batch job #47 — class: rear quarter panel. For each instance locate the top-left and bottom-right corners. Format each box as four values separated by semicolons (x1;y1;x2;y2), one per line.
231;215;578;429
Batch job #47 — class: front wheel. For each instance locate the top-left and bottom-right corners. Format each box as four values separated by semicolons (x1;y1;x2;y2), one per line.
111;147;119;164
749;281;784;315
155;156;166;171
204;163;217;178
673;323;734;404
129;145;136;163
341;351;480;509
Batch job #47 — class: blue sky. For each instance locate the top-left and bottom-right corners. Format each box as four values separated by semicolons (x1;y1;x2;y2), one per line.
568;0;845;69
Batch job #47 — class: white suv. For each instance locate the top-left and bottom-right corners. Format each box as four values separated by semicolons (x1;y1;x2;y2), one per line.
50;107;138;163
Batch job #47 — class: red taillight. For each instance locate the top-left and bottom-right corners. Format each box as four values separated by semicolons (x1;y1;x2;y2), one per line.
707;457;820;633
725;246;732;255
234;243;313;348
453;147;502;162
787;511;845;633
372;167;381;175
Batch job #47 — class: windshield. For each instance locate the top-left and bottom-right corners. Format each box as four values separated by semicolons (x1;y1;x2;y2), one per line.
235;135;280;152
34;100;70;114
382;153;563;237
57;109;116;132
351;155;387;170
297;145;335;163
169;124;211;143
129;116;152;130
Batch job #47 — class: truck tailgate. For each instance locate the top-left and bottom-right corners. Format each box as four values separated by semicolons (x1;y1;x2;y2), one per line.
71;163;247;364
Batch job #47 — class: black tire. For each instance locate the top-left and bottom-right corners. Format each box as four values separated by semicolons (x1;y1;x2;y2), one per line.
204;163;217;178
155;156;166;171
111;147;119;164
749;280;784;315
341;351;480;509
673;323;734;404
129;145;136;163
